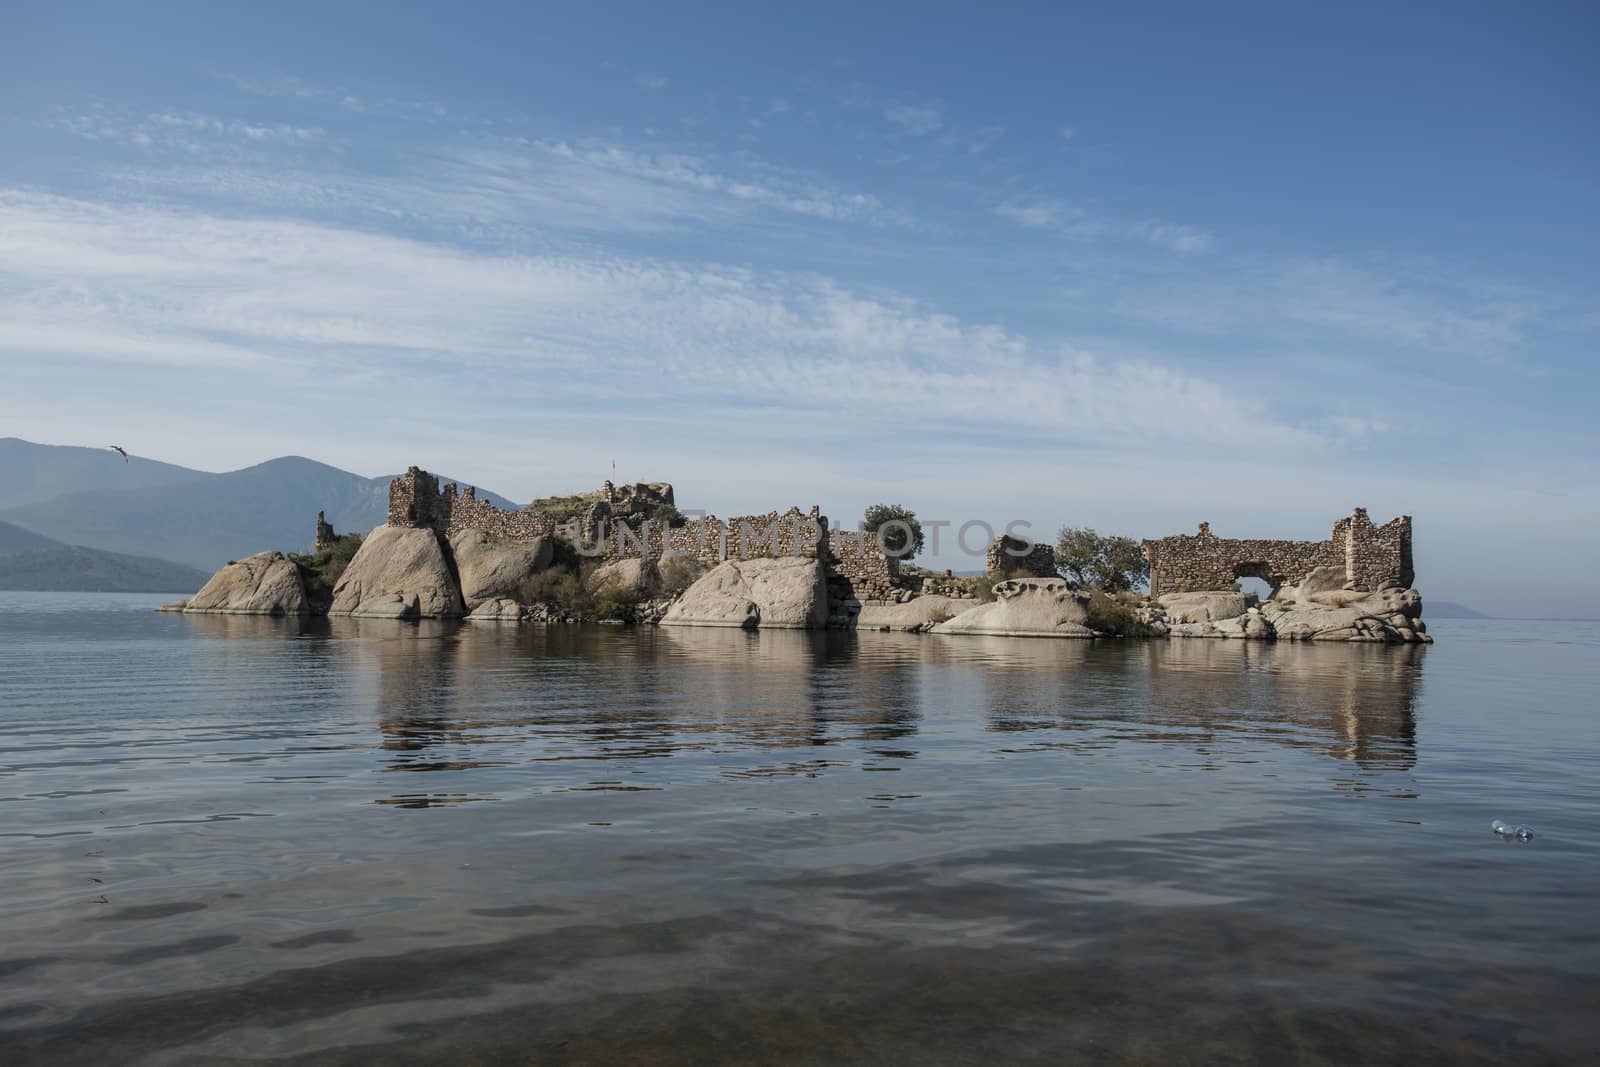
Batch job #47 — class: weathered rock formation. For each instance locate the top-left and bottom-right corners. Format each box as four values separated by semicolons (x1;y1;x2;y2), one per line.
1158;591;1249;624
931;578;1095;638
329;525;464;619
1264;586;1429;643
1137;572;1429;643
449;528;552;609
662;558;830;629
181;551;309;615
589;557;657;596
857;594;972;632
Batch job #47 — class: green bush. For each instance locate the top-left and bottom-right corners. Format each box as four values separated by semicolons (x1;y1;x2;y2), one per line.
526;495;593;524
291;532;363;610
658;554;706;596
1085;590;1149;637
649;502;687;528
516;570;596;618
592;581;641;621
1054;527;1149;592
862;503;925;559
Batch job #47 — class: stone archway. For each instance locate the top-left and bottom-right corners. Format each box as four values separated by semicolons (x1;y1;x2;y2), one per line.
1232;561;1283;603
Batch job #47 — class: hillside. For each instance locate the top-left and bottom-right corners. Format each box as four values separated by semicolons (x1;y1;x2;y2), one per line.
0;441;517;572
0;520;63;553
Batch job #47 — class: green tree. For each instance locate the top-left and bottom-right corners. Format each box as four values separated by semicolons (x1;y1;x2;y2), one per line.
1054;527;1149;592
862;503;925;559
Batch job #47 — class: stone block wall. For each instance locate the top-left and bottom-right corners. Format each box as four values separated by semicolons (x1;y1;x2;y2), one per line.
828;528;900;601
986;535;1056;579
1142;509;1413;598
384;468;880;578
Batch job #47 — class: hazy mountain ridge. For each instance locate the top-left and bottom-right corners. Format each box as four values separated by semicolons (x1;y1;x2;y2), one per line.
0;546;211;593
0;520;63;553
0;519;212;592
0;441;517;572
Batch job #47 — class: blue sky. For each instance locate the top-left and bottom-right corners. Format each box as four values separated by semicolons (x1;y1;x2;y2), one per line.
1;2;1596;614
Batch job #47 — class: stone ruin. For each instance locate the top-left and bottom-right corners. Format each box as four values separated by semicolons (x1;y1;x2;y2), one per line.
986;534;1056;579
313;511;337;553
382;465;899;602
1141;509;1414;599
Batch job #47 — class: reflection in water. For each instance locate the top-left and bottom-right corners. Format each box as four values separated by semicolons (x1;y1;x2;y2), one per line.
3;597;1596;1065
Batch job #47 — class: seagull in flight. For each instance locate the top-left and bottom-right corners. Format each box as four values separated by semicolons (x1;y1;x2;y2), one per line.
108;445;128;462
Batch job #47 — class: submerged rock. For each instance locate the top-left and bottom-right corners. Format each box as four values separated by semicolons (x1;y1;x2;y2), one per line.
466;597;526;622
932;578;1094;638
662;557;828;629
184;551;310;615
329;525;464;618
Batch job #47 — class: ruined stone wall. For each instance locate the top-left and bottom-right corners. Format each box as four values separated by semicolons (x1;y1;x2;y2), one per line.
386;468;848;571
828;528;900;601
1142;509;1413;598
314;511;337;553
592;507;828;565
986;535;1056;579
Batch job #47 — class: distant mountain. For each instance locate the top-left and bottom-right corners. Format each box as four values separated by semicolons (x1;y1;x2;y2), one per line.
0;440;517;572
1427;600;1492;619
0;520;62;553
0;520;211;593
0;438;206;507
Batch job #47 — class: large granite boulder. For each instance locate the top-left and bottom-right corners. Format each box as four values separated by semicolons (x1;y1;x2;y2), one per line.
448;528;553;609
1264;587;1430;643
330;525;464;619
932;578;1094;638
662;557;828;629
184;552;309;615
1158;591;1248;623
588;557;657;596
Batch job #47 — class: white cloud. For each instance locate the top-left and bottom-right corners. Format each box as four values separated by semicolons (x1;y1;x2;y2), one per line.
636;74;669;91
44;108;327;151
884;102;944;136
993;199;1213;253
0;188;1322;458
1126;220;1215;254
1119;257;1538;357
994;198;1079;229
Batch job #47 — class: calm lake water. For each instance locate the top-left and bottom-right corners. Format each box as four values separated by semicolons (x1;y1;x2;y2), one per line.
1;592;1596;1064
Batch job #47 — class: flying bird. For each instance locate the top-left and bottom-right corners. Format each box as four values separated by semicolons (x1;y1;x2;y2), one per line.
109;445;128;462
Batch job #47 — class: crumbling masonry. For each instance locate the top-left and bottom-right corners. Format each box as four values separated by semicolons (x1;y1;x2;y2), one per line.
1141;509;1413;599
384;466;900;601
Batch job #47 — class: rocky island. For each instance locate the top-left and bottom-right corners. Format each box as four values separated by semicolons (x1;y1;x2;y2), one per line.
163;467;1429;644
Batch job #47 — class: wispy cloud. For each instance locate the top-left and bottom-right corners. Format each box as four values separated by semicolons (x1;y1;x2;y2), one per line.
994;198;1080;229
1118;257;1538;357
0;188;1324;456
994;198;1213;253
884;102;944;136
636;74;669;91
44;108;328;150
